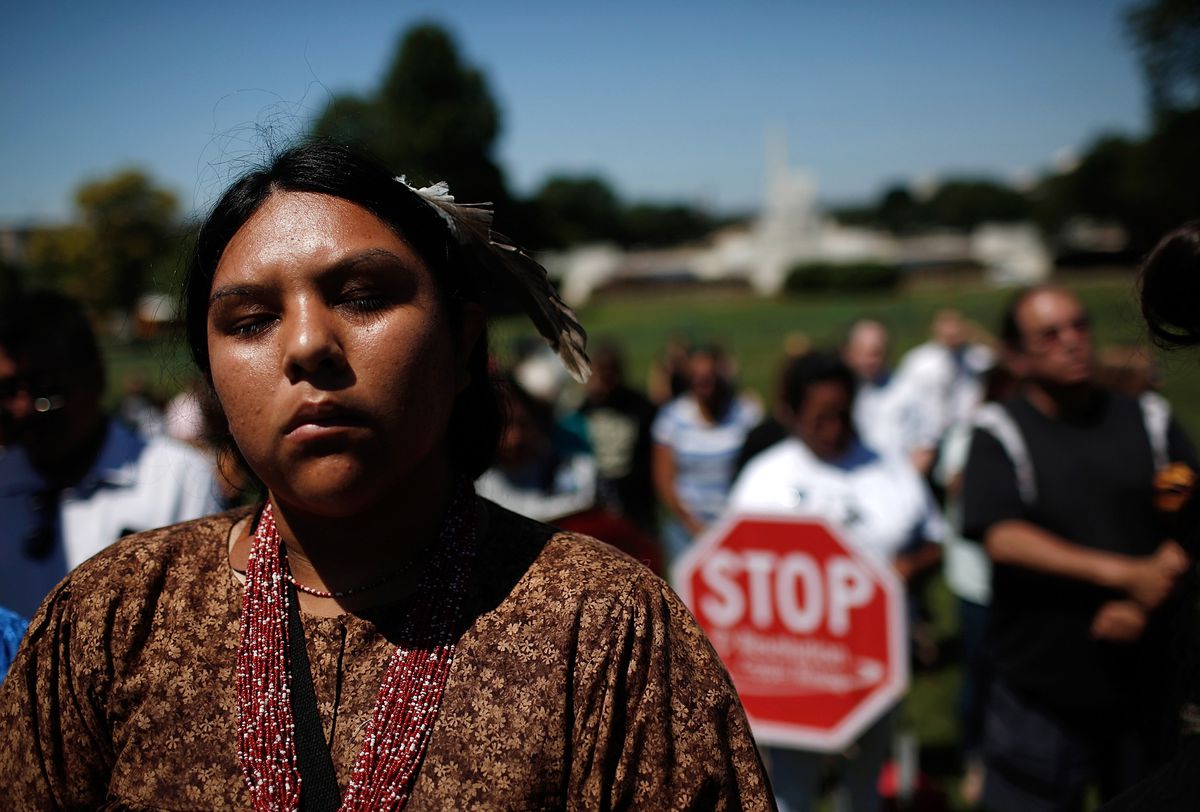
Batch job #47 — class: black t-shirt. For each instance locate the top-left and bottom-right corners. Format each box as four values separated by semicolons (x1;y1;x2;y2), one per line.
962;390;1196;712
578;386;658;530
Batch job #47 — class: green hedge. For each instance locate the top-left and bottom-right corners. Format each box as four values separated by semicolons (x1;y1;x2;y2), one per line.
783;261;901;294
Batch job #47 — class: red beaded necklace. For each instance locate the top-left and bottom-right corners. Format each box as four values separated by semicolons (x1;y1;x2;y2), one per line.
235;484;476;811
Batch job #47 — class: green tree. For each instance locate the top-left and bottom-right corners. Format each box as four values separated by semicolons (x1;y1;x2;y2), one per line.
534;175;624;248
25;170;179;311
1129;107;1200;245
25;224;97;302
836;179;1030;234
311;23;512;222
621;203;715;247
878;185;923;233
1031;113;1200;250
1126;0;1200;115
75;170;179;310
923;179;1031;230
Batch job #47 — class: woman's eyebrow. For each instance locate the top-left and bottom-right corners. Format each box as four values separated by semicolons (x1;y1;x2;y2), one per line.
209;249;414;305
209;283;268;305
325;247;413;276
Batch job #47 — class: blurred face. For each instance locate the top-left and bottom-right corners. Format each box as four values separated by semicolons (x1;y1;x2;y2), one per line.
206;192;480;517
843;322;889;382
0;344;102;468
932;310;967;349
586;351;622;400
688;352;723;403
1011;289;1094;387
793;380;853;461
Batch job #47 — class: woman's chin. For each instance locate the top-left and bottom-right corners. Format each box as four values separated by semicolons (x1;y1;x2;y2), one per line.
266;463;450;520
264;463;391;518
272;484;379;519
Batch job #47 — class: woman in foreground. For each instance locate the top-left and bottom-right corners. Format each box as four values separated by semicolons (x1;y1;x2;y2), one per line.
1098;221;1200;811
0;143;773;810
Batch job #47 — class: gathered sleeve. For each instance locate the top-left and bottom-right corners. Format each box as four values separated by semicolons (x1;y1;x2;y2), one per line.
0;581;114;809
568;575;775;811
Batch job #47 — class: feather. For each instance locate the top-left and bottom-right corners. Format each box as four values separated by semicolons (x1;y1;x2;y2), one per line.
397;177;591;383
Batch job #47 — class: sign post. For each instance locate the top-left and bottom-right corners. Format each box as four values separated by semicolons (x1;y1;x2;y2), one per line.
672;513;908;752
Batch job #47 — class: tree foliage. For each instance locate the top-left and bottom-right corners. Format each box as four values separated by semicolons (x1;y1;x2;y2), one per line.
26;169;179;311
534;176;624;248
1126;0;1200;115
1029;110;1200;249
832;178;1030;234
311;23;512;221
530;173;718;249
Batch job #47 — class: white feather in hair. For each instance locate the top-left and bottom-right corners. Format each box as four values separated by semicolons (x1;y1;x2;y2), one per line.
396;176;590;383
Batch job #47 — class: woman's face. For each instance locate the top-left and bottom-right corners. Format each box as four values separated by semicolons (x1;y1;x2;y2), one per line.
206;191;480;516
793;380;853;461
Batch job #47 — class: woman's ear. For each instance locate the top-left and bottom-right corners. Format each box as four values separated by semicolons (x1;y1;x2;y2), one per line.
455;303;486;393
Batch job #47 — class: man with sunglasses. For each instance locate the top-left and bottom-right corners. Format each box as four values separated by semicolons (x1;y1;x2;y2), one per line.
0;291;221;619
961;285;1197;811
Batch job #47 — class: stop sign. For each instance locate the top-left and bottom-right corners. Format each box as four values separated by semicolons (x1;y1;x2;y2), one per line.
672;513;908;753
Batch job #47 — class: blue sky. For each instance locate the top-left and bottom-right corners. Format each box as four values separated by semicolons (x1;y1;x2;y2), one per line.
1;1;1146;221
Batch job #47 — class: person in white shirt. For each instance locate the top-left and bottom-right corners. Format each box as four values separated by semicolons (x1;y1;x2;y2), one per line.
0;291;222;618
729;352;944;812
841;318;902;461
887;309;995;473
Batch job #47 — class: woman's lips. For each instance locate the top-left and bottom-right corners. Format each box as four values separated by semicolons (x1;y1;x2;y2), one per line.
283;401;370;440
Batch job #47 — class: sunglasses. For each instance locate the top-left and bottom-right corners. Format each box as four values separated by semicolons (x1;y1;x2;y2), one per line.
0;376;66;413
1027;315;1091;349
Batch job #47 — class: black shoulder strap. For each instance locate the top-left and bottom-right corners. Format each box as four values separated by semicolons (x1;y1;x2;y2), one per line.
286;582;343;811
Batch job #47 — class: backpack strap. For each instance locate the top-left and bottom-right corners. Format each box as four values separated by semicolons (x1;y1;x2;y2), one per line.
974;402;1037;505
1140;391;1171;471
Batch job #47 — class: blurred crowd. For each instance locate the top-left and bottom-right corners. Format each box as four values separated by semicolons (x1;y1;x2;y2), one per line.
469;294;1196;812
1;281;1196;812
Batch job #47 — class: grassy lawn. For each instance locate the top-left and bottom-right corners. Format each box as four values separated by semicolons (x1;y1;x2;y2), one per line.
492;271;1200;437
102;274;1194;809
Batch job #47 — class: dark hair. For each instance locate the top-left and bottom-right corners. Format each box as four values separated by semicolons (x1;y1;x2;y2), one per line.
780;352;857;414
0;290;105;394
999;287;1038;350
688;343;726;362
182;141;501;480
1140;221;1200;349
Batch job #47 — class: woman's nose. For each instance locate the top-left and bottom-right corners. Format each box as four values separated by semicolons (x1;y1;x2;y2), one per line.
283;303;348;383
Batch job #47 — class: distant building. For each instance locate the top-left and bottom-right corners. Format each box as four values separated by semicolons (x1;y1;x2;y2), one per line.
551;135;1052;304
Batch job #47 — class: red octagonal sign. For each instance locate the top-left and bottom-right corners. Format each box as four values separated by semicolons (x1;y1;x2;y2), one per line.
673;513;908;753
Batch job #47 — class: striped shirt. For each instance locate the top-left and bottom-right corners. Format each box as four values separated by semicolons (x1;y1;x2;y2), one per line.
653;394;762;525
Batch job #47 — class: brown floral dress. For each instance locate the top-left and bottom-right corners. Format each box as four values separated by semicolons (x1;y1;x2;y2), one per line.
0;499;774;810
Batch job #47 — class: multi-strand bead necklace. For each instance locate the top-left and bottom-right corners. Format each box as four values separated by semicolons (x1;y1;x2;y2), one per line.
235;484;476;811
